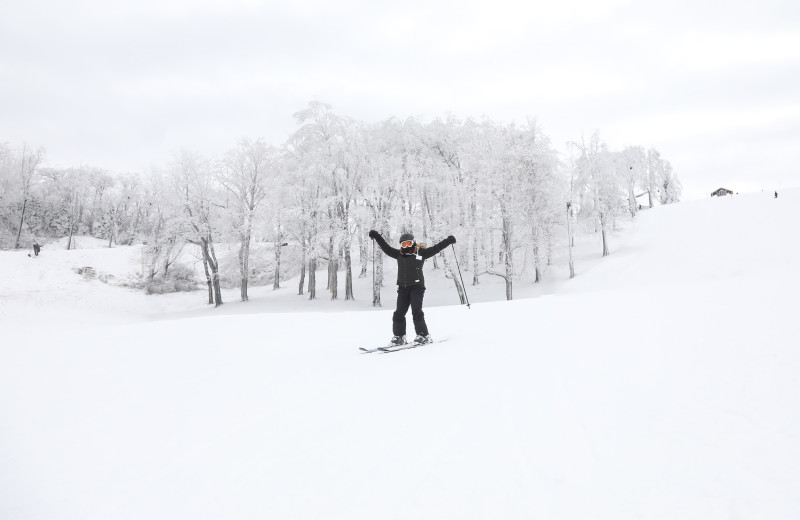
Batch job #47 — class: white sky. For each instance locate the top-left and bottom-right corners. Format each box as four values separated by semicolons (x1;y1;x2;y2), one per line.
1;0;798;199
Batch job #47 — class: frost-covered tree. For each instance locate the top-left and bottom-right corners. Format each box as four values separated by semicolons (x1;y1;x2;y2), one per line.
111;174;145;245
281;146;320;299
3;101;681;302
7;144;45;248
571;132;625;257
217;138;275;301
139;170;186;284
620;146;647;216
0;143;14;245
84;168;114;237
169;150;224;306
289;101;363;301
36;166;92;250
425;116;471;300
361;118;404;306
659;160;682;204
646;147;664;208
517;118;563;284
478;120;528;300
63;169;88;250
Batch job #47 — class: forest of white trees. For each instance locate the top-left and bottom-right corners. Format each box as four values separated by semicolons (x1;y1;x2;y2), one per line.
0;102;681;305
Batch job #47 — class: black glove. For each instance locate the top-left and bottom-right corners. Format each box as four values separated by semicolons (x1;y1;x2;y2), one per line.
447;235;456;245
368;230;379;240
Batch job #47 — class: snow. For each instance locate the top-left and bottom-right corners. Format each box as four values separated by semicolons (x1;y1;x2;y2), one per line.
2;189;800;519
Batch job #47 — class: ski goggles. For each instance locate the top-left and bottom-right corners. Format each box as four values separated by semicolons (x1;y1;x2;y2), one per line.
400;240;414;249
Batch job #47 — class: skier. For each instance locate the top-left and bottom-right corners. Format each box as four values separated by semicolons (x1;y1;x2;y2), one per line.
368;230;456;346
32;241;41;257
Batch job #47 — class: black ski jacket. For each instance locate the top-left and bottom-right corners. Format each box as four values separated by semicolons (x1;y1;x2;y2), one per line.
373;235;451;287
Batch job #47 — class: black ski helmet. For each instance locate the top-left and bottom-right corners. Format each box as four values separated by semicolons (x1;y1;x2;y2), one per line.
399;232;414;244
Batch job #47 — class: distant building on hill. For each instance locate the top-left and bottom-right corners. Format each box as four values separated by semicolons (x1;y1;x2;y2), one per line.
711;188;734;197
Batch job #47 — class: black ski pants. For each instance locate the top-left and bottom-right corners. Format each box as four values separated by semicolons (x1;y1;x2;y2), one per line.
393;285;428;337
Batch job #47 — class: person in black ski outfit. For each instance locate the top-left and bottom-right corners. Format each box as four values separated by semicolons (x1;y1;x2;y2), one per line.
368;230;456;346
32;241;41;257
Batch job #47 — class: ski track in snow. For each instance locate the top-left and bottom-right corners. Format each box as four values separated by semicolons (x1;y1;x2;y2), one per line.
2;189;800;519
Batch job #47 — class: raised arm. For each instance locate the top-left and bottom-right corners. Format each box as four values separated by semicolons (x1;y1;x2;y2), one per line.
368;230;400;259
420;235;456;259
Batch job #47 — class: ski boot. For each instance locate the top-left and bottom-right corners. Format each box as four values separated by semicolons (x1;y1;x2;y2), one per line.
413;334;433;345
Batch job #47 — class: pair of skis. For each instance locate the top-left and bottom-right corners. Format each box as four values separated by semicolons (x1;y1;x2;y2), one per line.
359;339;446;354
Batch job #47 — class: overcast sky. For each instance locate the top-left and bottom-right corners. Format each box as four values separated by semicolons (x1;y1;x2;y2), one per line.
1;0;798;199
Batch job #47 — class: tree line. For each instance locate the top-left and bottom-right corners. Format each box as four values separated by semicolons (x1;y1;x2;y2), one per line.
0;101;681;305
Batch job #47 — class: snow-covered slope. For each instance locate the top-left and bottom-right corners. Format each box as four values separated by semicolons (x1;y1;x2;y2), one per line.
2;189;799;519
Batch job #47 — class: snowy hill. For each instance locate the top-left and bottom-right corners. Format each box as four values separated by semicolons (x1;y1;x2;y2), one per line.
2;189;800;519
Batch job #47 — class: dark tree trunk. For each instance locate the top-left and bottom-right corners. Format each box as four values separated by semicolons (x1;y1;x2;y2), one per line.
15;198;27;249
442;254;466;304
344;245;354;301
502;216;513;301
273;236;282;290
308;257;317;300
372;242;382;307
472;232;480;286
210;244;223;307
358;234;368;278
67;198;77;250
202;253;214;304
298;239;306;296
239;230;251;301
201;236;223;307
328;239;338;300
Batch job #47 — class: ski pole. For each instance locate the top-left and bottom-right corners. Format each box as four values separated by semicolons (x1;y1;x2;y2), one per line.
451;244;471;309
371;238;377;307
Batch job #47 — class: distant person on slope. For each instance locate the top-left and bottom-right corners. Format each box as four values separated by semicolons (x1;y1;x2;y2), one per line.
368;230;456;346
32;241;41;257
